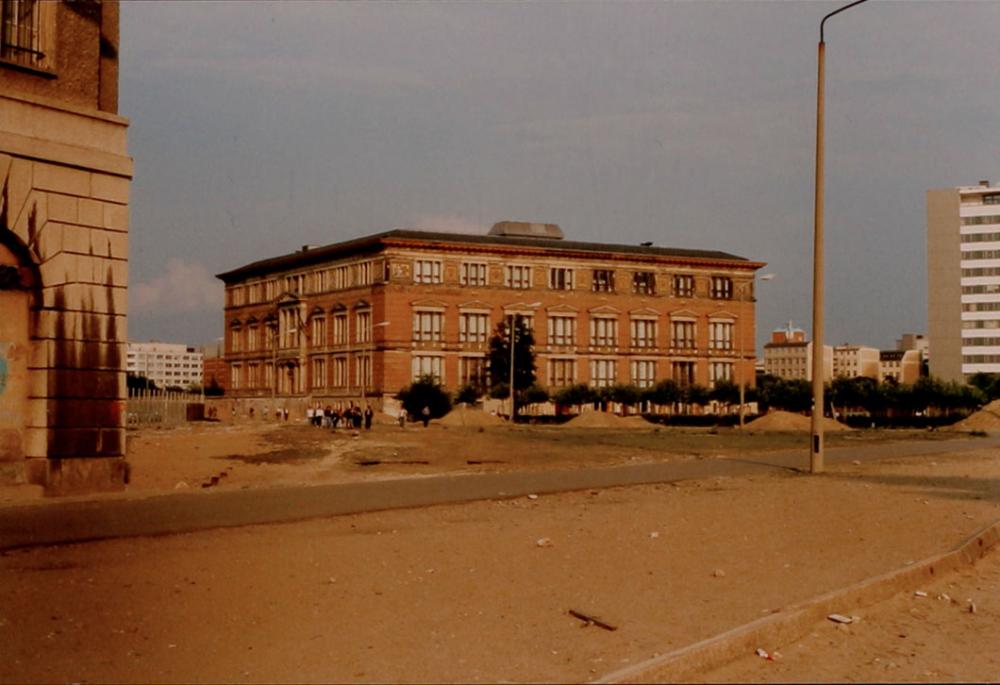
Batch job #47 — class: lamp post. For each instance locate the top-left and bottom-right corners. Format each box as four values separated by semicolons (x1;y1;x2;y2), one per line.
360;320;390;404
811;0;869;474
508;303;541;421
737;273;775;429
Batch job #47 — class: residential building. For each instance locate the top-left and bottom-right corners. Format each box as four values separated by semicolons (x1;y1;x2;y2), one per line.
880;349;921;384
832;344;880;379
928;181;1000;381
216;222;766;412
126;342;204;390
1;1;131;493
763;322;833;381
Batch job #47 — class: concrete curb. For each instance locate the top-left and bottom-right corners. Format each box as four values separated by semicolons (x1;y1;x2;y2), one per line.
597;518;1000;683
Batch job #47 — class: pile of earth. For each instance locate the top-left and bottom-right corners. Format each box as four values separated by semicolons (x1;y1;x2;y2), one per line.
948;399;1000;431
745;410;851;432
439;406;507;428
563;411;651;428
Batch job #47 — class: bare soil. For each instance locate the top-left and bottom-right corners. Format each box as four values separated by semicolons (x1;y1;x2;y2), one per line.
1;426;999;683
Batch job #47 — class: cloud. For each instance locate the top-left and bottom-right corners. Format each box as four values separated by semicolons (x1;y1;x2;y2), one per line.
131;259;223;316
407;215;488;235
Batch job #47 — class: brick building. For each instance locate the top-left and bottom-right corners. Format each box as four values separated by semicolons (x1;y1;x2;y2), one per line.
0;0;131;493
217;222;766;413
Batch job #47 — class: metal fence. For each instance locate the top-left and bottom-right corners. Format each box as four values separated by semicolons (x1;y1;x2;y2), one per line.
127;388;205;428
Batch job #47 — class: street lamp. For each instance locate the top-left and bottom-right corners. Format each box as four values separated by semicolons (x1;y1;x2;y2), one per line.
737;273;775;429
508;302;541;421
360;320;390;404
811;0;869;474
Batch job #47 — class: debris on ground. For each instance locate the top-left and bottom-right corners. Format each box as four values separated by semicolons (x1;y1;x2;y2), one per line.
712;568;726;578
827;613;854;624
536;537;553;547
568;609;617;631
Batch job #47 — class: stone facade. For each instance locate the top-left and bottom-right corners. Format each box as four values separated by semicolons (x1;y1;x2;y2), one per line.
218;228;765;415
0;0;131;494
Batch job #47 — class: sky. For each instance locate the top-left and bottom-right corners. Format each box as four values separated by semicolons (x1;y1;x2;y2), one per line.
120;1;1000;352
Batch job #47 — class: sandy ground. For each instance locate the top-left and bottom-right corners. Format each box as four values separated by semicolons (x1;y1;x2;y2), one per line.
120;420;968;494
1;437;999;683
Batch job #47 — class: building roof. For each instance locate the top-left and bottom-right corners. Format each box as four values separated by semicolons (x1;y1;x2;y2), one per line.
216;229;763;283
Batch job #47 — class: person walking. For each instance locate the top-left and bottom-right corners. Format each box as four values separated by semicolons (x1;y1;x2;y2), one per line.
398;408;407;429
364;404;374;430
421;405;430;428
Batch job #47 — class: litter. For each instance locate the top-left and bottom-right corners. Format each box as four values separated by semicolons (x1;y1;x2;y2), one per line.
914;591;928;598
536;537;553;547
827;614;853;624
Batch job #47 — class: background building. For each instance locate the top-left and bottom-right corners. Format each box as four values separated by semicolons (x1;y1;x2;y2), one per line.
1;1;131;493
126;342;204;390
832;344;880;379
217;222;765;413
762;322;833;382
928;181;1000;382
880;349;921;384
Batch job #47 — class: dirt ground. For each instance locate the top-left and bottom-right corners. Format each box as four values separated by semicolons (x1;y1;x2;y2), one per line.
1;428;999;683
122;419;967;494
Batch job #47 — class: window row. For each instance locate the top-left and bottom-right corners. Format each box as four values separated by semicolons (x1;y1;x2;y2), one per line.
229;311;372;352
227;261;379;306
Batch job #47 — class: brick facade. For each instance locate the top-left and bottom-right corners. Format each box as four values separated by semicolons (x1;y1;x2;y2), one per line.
218;230;765;414
1;1;130;494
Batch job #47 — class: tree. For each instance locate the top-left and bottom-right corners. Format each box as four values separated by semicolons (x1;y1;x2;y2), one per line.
454;383;481;406
608;384;641;414
127;373;157;392
487;315;536;416
523;384;550;406
396;375;452;419
204;378;225;397
553;383;595;413
645;378;681;409
969;372;1000;402
682;383;710;411
709;380;739;408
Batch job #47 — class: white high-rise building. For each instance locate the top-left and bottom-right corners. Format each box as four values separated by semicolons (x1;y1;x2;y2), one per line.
126;342;204;390
928;181;1000;381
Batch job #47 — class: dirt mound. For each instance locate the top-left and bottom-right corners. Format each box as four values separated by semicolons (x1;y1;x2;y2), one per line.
563;411;645;428
439;406;506;428
745;410;850;432
949;401;1000;431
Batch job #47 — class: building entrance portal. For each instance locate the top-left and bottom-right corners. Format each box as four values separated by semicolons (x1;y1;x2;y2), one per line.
0;242;30;464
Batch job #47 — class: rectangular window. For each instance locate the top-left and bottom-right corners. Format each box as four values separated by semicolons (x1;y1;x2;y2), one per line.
332;314;348;345
592;269;615;292
355;354;371;388
265;363;274;390
311;317;326;348
280;309;299;348
459;312;489;343
710;276;733;300
412;355;443;383
671;320;696;349
672;274;694;298
230;363;242;390
709;361;733;387
312;270;327;293
459;356;488;388
709;321;734;350
984;194;1000;205
332;356;348;388
247;325;259;352
630;319;657;348
356;261;372;286
673;361;695;386
1;0;43;68
547;315;576;346
590;359;616;388
548;358;576;387
461;262;487;287
633;271;656;295
230;328;242;353
265;280;277;300
549;267;574;291
590;317;618;347
505;265;532;289
356;311;372;343
311;358;327;389
630;360;656;388
414;259;442;284
413;311;444;342
331;265;350;290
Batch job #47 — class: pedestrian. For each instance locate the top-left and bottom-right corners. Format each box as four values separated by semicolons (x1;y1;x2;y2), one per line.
324;405;333;428
364;404;374;430
283;407;289;422
249;407;255;420
331;408;341;430
352;406;362;429
398;408;407;429
421;405;430;428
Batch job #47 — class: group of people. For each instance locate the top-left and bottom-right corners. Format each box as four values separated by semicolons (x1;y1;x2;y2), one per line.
307;403;374;431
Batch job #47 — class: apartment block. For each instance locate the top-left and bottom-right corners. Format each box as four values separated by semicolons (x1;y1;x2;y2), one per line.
216;222;766;411
126;342;204;390
880;349;921;384
832;344;880;379
763;322;833;381
928;181;1000;381
1;1;131;493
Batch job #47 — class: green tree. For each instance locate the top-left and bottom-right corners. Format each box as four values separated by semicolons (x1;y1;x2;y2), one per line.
396;375;452;419
968;372;1000;402
645;378;681;409
553;383;595;413
523;384;550;406
488;316;536;416
608;384;642;414
127;373;157;392
709;379;739;407
454;383;481;406
683;383;710;410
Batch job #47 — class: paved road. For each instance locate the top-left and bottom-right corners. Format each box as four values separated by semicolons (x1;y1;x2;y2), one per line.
2;435;997;550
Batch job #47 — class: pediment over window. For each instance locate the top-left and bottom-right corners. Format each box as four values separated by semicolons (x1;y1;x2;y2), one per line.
330;302;347;312
546;304;579;314
310;306;326;317
669;308;698;319
709;310;737;320
245;316;258;325
458;300;492;311
276;292;300;305
629;307;659;318
411;298;448;310
354;299;371;309
229;318;242;329
588;305;621;315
